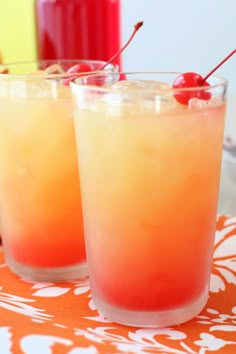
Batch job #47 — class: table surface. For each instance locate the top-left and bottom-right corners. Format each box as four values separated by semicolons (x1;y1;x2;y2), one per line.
0;215;235;354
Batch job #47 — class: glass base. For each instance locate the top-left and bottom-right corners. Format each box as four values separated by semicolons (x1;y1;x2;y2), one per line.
93;287;209;327
5;255;88;282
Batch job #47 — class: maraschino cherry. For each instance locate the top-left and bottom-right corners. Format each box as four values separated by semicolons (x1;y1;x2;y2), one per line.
63;63;93;85
173;49;236;105
63;21;143;85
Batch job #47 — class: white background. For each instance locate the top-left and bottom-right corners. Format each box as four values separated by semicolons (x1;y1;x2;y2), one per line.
121;0;236;134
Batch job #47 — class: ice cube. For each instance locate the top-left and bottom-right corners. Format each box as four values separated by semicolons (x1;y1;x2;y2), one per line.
154;95;181;114
44;64;65;75
0;78;10;97
103;63;117;72
188;97;210;109
111;79;170;92
9;78;56;99
56;85;72;99
106;79;178;115
0;67;68;99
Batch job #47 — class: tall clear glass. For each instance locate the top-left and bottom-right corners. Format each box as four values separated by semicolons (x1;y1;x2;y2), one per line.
0;60;117;282
71;72;228;327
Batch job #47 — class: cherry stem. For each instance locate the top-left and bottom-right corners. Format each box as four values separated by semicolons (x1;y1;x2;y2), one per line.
201;48;236;85
99;21;144;70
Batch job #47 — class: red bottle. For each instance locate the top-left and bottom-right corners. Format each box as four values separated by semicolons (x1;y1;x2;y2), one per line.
35;0;121;68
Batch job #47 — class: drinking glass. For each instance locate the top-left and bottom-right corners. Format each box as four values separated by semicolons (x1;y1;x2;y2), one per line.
71;72;228;327
0;60;117;282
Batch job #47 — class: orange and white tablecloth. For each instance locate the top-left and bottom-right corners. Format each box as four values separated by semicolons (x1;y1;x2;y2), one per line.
0;215;235;354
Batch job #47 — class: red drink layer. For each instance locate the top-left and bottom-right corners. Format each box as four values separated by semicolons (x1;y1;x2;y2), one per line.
35;0;121;68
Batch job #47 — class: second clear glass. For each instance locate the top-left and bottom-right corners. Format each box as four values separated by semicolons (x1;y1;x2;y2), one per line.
0;59;117;282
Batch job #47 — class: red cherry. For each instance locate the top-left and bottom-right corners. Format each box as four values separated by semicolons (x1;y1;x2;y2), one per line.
172;72;211;105
63;63;93;85
172;49;236;105
62;21;143;86
67;63;92;74
81;74;107;87
63;21;143;86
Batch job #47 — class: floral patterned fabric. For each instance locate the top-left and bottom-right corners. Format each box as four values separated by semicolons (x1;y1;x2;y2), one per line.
0;215;235;354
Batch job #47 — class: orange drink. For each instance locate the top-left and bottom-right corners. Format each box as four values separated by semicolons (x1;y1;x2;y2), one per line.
0;60;116;281
71;72;227;327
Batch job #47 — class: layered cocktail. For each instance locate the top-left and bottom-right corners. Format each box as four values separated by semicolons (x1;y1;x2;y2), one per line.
72;72;227;327
0;60;116;281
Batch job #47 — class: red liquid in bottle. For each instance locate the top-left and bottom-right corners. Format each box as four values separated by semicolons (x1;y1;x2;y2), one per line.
35;0;121;68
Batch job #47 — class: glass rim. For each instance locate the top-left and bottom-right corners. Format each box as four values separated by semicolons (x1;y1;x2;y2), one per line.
71;71;228;94
0;59;118;80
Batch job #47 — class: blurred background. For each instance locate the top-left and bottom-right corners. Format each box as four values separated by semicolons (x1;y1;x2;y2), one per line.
0;0;235;215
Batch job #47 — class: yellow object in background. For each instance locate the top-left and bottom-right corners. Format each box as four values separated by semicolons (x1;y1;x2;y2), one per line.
0;0;36;63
